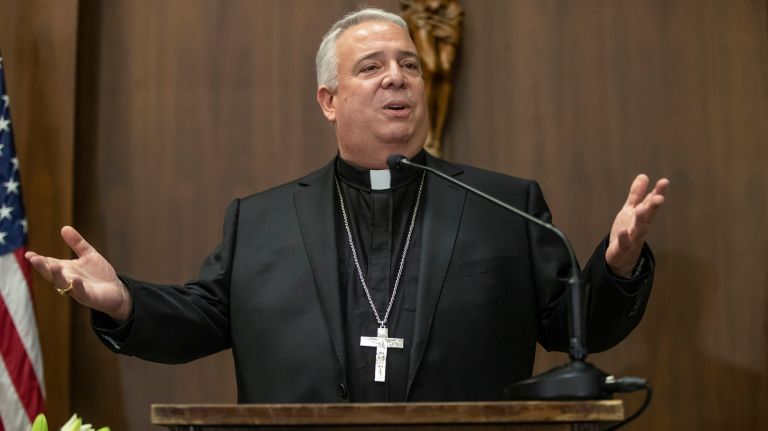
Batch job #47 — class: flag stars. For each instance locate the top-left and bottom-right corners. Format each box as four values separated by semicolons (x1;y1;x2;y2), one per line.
2;95;8;109
2;178;19;194
0;204;12;220
0;231;6;245
20;219;27;233
0;116;9;132
11;157;19;171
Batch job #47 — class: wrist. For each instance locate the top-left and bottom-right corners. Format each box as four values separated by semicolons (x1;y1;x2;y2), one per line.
608;255;647;279
109;281;133;322
608;262;633;278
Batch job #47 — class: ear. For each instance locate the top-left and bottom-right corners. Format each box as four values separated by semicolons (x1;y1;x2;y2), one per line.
316;86;336;122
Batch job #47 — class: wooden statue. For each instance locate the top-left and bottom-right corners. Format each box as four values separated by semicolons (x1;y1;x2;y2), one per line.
401;0;463;157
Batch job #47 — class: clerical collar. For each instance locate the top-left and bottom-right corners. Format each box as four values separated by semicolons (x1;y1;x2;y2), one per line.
336;151;426;191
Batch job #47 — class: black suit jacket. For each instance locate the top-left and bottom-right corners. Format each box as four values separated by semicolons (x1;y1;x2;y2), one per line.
97;155;653;402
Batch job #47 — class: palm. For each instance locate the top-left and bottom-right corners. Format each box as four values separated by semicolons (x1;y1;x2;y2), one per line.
605;175;669;276
26;226;128;318
68;247;122;309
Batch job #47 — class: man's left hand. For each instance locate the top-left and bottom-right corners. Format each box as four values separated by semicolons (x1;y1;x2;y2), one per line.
606;174;670;277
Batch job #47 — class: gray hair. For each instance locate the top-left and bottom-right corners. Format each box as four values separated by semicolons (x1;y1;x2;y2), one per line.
316;8;409;91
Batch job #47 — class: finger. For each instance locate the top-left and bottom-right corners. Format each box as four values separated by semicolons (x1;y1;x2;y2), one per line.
26;254;55;282
632;177;669;216
635;192;667;225
650;178;670;198
622;225;651;257
49;262;71;291
616;229;632;251
69;275;88;303
616;228;637;251
626;174;650;206
608;231;644;276
61;226;95;258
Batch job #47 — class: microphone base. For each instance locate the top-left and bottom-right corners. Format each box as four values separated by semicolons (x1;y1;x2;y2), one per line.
504;360;609;400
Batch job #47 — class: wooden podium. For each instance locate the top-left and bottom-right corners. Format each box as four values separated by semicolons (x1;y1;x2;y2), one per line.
151;400;623;431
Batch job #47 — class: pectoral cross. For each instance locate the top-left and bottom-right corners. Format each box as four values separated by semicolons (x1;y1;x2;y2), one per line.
360;327;404;382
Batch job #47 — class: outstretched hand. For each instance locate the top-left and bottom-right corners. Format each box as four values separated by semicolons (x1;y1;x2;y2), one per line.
25;226;132;320
606;174;670;277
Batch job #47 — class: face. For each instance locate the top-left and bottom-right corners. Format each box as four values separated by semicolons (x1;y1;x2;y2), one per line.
317;20;429;169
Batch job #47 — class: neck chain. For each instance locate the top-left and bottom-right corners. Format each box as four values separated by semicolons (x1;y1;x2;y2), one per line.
334;172;425;328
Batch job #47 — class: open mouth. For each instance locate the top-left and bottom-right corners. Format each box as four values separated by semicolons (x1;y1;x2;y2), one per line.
384;101;411;113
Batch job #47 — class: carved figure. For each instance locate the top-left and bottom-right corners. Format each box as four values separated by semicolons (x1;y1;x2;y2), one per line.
401;0;463;157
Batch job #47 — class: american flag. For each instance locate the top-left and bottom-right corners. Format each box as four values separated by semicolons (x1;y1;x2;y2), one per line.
0;55;46;431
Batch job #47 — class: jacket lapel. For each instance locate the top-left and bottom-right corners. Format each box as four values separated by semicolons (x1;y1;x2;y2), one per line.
406;155;466;398
293;161;346;373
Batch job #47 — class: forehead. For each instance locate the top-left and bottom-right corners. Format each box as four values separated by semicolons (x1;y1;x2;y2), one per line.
336;20;417;60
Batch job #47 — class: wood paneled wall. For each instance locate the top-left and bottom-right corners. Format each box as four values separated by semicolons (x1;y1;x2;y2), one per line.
450;3;768;431
8;0;768;429
0;0;78;426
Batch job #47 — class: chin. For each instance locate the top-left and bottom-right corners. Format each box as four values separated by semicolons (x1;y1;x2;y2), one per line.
381;139;421;155
380;129;425;148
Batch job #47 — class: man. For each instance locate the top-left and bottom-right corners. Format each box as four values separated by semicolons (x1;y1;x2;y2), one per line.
26;8;668;402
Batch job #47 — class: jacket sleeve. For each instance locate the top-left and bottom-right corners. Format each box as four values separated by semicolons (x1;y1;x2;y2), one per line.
91;198;241;364
526;181;654;354
582;238;654;352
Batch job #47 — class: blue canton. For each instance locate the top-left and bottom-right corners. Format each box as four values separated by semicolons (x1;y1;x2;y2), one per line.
0;56;28;255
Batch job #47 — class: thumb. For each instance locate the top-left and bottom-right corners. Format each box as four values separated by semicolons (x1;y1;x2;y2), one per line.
60;226;96;258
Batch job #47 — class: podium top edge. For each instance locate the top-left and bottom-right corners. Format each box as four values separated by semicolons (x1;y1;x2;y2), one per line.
151;400;624;426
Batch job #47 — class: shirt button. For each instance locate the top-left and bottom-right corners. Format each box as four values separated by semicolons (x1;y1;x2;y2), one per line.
337;383;348;399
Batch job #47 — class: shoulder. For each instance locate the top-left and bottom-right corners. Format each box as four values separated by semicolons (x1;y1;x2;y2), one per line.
427;154;539;196
236;160;334;209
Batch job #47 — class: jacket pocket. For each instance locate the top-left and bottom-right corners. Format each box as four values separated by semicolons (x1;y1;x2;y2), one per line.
461;256;517;277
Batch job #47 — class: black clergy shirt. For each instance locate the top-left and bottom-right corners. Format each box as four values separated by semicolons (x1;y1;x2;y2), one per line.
334;150;427;402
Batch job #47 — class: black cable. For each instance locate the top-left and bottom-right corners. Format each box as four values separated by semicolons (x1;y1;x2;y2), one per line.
601;381;652;431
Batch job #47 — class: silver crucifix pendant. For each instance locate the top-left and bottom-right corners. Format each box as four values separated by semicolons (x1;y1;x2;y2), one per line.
360;327;404;382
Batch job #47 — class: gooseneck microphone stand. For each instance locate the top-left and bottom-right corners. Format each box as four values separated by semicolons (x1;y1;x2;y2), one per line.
387;154;629;400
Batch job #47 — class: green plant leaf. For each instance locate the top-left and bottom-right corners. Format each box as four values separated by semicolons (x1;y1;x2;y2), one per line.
31;414;48;431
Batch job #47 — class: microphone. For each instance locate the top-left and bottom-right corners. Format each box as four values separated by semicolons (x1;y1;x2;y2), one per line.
386;154;408;170
389;154;615;400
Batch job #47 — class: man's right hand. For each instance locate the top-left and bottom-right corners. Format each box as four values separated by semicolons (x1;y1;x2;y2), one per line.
25;226;133;321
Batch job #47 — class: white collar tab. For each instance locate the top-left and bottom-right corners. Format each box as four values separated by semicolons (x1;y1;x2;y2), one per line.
369;169;392;190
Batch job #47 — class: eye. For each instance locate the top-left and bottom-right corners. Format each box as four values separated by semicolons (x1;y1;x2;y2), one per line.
360;64;378;73
402;61;420;72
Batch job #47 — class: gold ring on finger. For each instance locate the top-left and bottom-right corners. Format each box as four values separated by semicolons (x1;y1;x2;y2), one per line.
56;280;74;296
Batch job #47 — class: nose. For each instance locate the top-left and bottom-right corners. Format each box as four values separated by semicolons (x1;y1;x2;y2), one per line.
382;61;406;89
